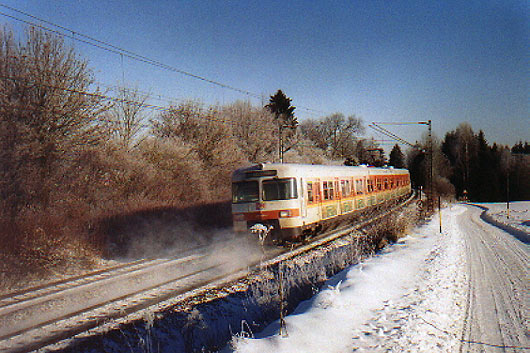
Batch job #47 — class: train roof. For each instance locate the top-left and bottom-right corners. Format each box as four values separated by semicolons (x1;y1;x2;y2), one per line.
232;163;409;181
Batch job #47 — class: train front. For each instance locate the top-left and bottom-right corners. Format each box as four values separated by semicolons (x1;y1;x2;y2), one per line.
231;164;302;243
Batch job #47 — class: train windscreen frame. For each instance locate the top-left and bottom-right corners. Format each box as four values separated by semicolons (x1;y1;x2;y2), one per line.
232;181;259;203
262;178;298;201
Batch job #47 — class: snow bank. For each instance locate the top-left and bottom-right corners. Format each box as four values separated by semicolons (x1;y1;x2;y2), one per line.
472;202;530;243
231;205;468;353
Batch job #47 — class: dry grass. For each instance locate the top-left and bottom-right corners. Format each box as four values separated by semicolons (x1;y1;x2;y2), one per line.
363;206;419;251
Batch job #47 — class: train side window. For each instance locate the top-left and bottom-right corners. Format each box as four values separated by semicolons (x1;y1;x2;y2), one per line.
356;179;363;195
341;180;351;197
323;181;334;200
262;178;298;201
307;182;314;203
315;182;321;201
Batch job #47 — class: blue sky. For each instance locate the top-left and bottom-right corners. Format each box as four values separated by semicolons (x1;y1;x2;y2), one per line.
1;0;527;148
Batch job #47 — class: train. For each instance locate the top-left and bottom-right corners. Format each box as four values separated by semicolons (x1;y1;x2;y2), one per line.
232;163;411;243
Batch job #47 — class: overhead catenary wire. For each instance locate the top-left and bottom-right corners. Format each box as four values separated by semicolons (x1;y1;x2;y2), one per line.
0;74;241;126
370;123;415;147
0;75;426;155
7;65;239;109
0;4;327;116
368;123;419;149
372;121;430;125
0;9;260;99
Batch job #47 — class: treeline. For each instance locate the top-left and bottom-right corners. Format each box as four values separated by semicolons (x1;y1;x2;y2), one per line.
405;123;529;202
0;27;378;274
1;27;528;278
441;124;529;202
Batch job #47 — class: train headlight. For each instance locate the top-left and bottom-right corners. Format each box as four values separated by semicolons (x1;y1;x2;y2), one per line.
279;210;292;218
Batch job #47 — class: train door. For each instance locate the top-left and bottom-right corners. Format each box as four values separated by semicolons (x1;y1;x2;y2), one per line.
315;178;322;219
300;178;307;218
335;178;341;214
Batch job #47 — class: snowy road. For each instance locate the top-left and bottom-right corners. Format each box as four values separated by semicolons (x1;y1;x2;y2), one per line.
232;203;529;353
459;204;529;352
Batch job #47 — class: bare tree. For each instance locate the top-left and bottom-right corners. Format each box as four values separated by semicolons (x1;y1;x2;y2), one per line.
104;85;149;150
221;100;276;162
0;27;107;229
300;113;364;160
355;138;386;166
152;101;244;199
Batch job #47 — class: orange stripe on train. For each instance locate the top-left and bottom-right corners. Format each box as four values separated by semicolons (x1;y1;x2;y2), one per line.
235;208;301;221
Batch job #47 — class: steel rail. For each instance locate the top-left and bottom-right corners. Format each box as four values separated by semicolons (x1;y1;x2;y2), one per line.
0;262;226;353
0;194;415;353
0;246;206;310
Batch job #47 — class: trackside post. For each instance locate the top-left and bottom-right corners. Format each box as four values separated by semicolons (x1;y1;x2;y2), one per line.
438;195;442;233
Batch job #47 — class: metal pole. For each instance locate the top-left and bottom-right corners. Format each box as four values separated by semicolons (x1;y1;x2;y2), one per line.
279;123;283;163
507;168;510;219
438;195;442;233
427;120;428;212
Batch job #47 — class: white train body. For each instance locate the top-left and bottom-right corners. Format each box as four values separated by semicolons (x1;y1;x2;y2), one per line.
232;163;411;242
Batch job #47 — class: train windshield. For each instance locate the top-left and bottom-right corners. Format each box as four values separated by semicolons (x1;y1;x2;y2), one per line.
232;181;259;203
262;178;298;201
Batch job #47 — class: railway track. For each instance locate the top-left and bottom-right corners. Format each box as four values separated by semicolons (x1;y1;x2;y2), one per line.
0;246;204;310
0;194;414;353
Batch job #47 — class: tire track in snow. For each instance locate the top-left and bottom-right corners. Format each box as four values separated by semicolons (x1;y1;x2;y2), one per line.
458;205;529;352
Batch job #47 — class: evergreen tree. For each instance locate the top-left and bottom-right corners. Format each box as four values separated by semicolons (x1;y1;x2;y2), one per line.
440;125;529;201
353;138;386;166
441;123;478;198
406;147;426;189
266;90;298;129
389;144;406;168
472;130;497;201
265;90;298;161
512;141;530;154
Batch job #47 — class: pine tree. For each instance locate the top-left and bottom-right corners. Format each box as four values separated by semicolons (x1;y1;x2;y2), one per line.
389;144;406;168
266;90;298;129
266;90;298;161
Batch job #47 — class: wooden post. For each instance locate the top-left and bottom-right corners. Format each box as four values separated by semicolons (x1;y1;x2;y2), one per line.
438;195;442;233
279;263;288;337
507;169;510;219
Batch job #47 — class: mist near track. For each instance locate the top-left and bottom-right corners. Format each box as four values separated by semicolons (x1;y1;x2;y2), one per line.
107;213;266;276
203;229;267;275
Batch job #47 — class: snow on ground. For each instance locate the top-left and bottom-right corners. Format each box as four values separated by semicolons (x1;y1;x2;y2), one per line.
478;201;530;235
230;205;470;353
